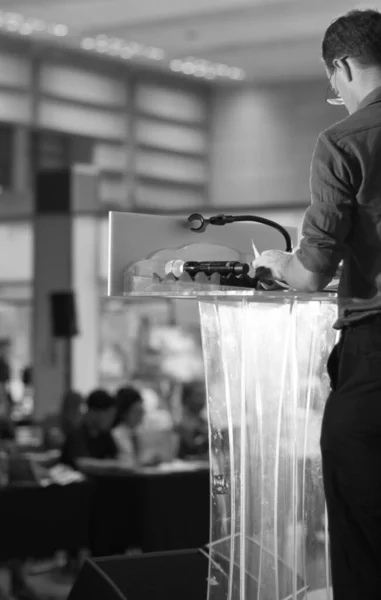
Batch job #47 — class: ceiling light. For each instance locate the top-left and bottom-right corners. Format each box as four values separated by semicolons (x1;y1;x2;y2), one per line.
205;69;216;80
5;21;19;32
4;13;22;31
194;64;208;77
0;10;70;40
95;35;108;53
80;34;165;63
144;47;164;60
128;42;143;55
182;61;196;75
81;37;95;50
229;67;245;80
216;64;230;77
120;47;133;59
30;18;46;32
51;23;68;37
107;38;122;55
19;22;33;35
170;59;182;72
171;56;245;82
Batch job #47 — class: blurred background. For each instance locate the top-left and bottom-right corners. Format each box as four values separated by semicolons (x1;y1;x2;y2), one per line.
0;0;355;598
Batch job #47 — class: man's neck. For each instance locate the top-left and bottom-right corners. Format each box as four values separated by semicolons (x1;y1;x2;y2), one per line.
357;72;381;105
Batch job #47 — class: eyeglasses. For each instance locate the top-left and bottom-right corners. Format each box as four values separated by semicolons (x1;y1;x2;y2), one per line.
326;67;344;106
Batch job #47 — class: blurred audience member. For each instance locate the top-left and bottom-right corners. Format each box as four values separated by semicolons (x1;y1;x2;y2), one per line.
19;365;33;418
0;404;41;600
0;340;12;416
0;412;15;446
137;386;179;465
21;366;32;388
61;389;117;470
60;390;83;437
42;391;83;450
112;387;144;466
177;381;208;460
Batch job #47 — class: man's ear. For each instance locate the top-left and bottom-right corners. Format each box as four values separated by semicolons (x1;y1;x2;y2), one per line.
336;57;352;82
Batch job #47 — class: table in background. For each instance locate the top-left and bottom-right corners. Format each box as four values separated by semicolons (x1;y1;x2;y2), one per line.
89;461;210;556
0;481;93;561
0;462;210;561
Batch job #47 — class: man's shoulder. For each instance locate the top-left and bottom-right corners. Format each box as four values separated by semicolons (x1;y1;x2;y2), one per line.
321;104;381;148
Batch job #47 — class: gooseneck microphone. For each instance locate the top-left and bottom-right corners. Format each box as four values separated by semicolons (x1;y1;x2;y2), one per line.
165;260;250;278
187;213;293;253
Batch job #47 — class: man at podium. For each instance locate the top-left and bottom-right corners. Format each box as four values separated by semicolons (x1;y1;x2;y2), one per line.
253;8;381;600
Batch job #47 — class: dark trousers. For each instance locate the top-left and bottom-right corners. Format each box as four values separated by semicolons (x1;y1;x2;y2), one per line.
321;318;381;599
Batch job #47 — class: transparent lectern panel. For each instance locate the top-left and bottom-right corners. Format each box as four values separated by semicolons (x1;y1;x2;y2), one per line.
199;298;337;600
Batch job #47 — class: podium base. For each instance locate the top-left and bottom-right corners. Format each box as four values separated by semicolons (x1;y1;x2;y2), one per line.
67;549;208;600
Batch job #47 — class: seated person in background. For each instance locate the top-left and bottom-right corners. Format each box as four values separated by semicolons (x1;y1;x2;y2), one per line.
43;390;84;450
136;386;179;465
60;390;84;438
0;404;42;600
61;389;117;471
177;380;209;460
112;387;144;467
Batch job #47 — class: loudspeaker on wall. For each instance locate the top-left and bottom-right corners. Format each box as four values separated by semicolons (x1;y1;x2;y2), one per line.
50;291;78;338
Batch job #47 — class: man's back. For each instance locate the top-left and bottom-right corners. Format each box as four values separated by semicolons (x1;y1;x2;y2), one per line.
304;86;381;326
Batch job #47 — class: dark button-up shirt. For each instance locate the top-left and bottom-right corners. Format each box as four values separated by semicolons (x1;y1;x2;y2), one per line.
296;85;381;328
61;422;117;468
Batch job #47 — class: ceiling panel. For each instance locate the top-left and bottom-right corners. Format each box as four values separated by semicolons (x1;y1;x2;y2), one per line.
0;0;367;82
95;0;351;56
0;0;263;28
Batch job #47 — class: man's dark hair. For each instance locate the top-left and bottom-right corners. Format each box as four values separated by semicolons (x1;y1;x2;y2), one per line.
87;389;115;411
322;9;381;73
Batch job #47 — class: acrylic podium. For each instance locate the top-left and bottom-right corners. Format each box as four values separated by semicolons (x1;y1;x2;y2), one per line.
108;211;337;600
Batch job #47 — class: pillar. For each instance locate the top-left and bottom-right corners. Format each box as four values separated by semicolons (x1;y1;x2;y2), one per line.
33;164;100;418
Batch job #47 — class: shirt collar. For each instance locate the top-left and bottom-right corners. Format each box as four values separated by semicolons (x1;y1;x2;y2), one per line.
358;85;381;110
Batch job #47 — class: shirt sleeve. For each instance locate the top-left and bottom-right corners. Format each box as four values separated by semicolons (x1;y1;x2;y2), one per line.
112;426;135;463
296;132;355;276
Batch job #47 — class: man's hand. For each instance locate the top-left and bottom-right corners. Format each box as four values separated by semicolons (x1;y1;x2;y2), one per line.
253;249;333;292
252;249;292;282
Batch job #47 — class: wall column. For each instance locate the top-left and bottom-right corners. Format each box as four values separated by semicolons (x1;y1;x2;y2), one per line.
33;166;100;418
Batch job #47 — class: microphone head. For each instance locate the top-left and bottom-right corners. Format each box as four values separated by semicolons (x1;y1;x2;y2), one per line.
188;213;205;232
164;259;184;277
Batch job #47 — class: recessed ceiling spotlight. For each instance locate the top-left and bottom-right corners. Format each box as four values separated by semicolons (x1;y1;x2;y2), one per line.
230;67;245;80
81;37;95;50
19;22;33;35
170;59;182;72
0;11;69;39
144;47;164;60
95;35;109;53
216;64;230;77
29;18;46;32
171;56;245;81
51;23;68;37
80;34;165;63
4;13;23;32
182;61;196;75
127;41;143;55
107;37;122;55
205;68;216;80
194;64;208;77
120;46;133;59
